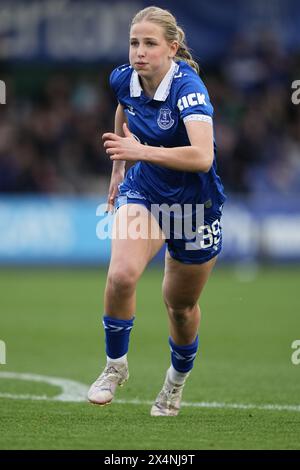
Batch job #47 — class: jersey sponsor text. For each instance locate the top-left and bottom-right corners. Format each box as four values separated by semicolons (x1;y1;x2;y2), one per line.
177;93;207;111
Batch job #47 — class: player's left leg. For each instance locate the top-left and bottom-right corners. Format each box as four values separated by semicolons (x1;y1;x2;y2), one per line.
151;250;217;416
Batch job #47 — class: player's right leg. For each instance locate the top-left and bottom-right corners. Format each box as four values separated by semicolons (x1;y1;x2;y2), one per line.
88;203;164;405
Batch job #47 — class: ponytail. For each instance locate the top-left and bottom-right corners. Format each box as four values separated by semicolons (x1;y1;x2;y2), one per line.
175;26;199;75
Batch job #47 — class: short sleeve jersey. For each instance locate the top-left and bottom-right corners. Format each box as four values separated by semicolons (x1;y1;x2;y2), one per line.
110;60;226;208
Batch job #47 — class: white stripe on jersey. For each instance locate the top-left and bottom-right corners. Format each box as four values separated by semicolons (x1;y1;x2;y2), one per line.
183;114;213;124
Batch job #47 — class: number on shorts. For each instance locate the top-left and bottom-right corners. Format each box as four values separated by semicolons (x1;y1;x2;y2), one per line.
197;219;221;249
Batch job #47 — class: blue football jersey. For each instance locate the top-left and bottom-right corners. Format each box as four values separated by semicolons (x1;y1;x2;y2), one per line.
109;60;226;208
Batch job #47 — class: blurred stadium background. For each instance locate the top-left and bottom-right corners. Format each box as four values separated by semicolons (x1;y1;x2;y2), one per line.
0;0;300;450
1;0;300;265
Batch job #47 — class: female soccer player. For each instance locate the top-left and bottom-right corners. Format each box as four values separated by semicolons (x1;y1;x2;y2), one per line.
88;6;226;416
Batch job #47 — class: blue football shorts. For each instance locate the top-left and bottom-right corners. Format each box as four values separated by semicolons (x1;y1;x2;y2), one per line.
114;188;223;265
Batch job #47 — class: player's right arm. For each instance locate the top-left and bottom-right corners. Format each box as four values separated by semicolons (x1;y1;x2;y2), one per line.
106;103;127;212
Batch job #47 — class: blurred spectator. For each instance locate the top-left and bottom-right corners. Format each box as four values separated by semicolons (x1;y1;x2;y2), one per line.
0;70;113;194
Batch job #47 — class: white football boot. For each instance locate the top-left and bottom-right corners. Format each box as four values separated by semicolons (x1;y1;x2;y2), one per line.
87;360;129;405
151;369;189;417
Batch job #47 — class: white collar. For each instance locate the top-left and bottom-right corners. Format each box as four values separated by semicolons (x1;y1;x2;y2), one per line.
130;61;179;101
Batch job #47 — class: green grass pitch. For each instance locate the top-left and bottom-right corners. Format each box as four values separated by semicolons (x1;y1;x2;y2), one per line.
0;265;300;449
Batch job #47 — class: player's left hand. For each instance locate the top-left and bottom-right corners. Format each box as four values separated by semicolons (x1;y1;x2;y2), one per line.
102;123;145;161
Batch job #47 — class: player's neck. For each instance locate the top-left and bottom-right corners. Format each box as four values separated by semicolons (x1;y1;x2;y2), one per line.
139;62;173;98
139;77;157;98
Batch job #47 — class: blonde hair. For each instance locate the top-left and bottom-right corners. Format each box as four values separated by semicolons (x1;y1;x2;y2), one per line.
131;6;200;75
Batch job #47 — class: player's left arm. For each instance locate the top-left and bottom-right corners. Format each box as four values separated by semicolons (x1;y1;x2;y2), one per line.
142;120;214;172
103;120;214;173
182;119;214;172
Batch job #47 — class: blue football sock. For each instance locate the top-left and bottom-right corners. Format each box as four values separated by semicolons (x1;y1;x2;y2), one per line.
103;315;134;359
169;335;199;373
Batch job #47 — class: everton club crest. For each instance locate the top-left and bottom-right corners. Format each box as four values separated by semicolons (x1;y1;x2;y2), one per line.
157;107;175;130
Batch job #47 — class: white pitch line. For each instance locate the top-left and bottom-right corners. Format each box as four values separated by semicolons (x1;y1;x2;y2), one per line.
0;371;88;402
114;399;300;412
0;393;49;401
0;371;300;412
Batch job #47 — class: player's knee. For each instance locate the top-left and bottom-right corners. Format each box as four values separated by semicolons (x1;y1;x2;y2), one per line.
167;304;197;325
107;266;138;294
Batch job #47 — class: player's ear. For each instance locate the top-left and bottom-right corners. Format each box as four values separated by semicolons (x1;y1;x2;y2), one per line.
169;40;179;58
